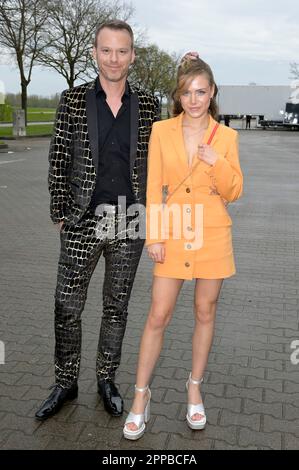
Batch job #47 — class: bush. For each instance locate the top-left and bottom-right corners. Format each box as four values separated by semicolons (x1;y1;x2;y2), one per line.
0;104;13;122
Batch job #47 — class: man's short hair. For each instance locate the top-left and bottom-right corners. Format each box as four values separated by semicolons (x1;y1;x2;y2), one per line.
94;20;134;48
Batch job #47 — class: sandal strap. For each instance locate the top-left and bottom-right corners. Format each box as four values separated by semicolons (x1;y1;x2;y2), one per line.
188;403;205;416
135;384;149;393
188;373;203;385
125;411;146;429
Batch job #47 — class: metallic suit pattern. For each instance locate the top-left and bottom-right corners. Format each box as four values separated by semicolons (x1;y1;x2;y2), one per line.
49;79;160;387
48;80;160;225
55;211;144;387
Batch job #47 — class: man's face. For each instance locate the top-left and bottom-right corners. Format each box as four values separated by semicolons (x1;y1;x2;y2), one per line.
93;27;135;83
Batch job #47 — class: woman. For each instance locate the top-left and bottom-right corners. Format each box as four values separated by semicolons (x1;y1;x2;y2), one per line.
123;54;243;440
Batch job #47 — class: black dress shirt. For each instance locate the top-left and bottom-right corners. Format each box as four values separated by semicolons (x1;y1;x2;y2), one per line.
89;78;135;210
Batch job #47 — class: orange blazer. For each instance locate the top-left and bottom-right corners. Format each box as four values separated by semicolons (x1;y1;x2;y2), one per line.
146;112;243;245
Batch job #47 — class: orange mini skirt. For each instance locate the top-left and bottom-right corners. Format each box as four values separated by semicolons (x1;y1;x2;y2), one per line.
153;224;236;280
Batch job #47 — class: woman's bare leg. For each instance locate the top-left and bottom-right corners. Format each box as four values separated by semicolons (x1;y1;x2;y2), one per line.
126;276;183;431
188;278;223;421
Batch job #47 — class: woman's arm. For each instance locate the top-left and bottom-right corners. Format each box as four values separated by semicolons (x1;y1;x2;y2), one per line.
205;133;243;202
145;123;165;246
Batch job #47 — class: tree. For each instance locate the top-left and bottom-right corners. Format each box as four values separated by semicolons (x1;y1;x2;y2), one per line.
290;62;299;80
37;0;134;89
0;0;49;123
5;92;60;108
129;44;179;109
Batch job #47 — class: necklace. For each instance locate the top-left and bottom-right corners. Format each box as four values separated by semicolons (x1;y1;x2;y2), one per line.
182;125;208;137
182;118;209;133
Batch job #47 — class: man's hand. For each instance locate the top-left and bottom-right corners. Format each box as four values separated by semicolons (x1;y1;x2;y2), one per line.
180;52;200;70
183;51;200;61
55;221;64;231
147;243;165;264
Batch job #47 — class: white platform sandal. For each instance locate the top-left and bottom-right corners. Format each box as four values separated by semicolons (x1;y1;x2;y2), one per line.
186;373;206;430
123;385;151;440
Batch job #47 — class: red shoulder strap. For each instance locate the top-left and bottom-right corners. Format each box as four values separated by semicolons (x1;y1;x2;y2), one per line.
206;123;219;145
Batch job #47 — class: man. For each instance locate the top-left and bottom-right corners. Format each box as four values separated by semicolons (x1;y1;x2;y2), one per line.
246;114;251;129
224;115;230;127
35;20;160;420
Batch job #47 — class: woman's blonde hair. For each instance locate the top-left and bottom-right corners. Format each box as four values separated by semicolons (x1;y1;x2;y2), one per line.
172;56;218;119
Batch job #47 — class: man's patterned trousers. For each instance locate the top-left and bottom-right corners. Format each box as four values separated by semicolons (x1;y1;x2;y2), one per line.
54;208;144;388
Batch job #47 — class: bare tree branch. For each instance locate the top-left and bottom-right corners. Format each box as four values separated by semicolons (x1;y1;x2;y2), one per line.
0;0;50;122
37;0;134;89
290;62;299;80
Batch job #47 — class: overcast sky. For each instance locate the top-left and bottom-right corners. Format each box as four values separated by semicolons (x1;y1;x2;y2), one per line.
0;0;298;96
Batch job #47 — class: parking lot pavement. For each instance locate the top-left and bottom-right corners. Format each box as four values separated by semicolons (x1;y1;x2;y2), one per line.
0;130;298;450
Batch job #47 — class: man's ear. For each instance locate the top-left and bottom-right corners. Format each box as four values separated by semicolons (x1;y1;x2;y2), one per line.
92;47;97;60
131;48;136;65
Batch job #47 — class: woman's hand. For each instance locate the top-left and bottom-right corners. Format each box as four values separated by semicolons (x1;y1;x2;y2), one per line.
198;144;219;166
147;243;165;264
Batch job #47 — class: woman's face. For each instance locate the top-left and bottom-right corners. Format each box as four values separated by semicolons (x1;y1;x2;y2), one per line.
180;74;214;120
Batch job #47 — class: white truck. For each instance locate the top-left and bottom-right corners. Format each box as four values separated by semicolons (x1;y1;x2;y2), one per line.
217;84;299;129
283;81;299;129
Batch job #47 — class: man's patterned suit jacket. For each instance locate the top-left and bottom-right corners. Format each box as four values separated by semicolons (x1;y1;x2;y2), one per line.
48;79;160;225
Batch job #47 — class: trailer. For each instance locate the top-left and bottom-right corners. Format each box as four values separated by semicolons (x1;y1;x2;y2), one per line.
216;85;297;129
283;102;299;129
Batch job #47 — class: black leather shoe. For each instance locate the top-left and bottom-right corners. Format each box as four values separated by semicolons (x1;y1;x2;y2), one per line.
98;380;123;416
35;383;78;421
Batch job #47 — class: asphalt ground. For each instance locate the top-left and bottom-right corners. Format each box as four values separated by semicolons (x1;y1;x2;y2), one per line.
0;128;298;450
